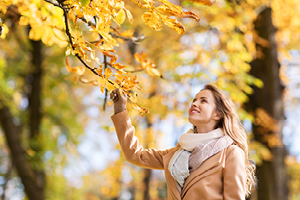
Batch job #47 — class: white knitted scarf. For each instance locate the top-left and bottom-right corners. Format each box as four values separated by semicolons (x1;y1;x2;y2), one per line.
168;128;233;187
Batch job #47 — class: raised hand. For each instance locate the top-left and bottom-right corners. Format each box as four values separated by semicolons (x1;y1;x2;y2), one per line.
110;88;127;114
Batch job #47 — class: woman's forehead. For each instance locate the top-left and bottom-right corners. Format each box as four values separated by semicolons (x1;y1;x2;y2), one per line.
195;89;214;99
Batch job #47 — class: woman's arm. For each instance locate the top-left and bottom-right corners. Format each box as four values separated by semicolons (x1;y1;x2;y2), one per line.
112;110;175;170
110;88;175;170
223;145;246;200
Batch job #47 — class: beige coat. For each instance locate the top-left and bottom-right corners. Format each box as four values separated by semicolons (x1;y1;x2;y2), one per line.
111;111;246;200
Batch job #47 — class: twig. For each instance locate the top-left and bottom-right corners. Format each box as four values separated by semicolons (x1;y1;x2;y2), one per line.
124;68;144;73
62;5;100;77
78;17;146;43
103;34;108;111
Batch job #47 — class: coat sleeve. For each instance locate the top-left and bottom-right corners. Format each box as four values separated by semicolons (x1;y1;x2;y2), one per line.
223;145;246;200
111;110;175;170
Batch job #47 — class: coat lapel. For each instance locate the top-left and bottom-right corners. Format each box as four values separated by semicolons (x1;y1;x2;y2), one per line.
181;148;227;197
163;148;181;200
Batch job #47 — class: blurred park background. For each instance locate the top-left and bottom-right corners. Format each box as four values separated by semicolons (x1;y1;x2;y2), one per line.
1;0;300;199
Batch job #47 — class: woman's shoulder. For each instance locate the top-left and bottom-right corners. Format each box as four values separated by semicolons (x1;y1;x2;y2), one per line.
226;144;245;159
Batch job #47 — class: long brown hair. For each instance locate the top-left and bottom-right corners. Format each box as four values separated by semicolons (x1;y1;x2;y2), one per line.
202;84;256;196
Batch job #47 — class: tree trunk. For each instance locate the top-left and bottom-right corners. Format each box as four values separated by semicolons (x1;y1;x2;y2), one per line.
28;39;45;192
142;117;153;200
0;105;44;200
246;7;288;200
142;168;152;200
0;37;45;199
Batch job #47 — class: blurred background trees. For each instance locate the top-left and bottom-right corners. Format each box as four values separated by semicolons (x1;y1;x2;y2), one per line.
1;0;300;200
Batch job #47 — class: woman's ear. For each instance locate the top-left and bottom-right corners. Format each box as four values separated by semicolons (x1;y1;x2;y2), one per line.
213;112;222;121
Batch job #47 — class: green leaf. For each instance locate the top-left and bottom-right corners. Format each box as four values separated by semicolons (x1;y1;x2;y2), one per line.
79;0;90;7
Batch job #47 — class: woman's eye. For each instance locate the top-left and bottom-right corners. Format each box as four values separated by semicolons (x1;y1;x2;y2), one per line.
201;99;207;103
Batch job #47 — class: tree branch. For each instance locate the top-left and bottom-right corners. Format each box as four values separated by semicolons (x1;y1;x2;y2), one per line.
62;5;100;77
103;53;108;111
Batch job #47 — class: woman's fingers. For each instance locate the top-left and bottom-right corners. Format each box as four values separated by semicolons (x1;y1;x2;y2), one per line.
110;88;119;102
110;88;127;103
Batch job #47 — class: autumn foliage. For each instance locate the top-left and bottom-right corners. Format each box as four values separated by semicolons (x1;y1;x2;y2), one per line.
0;0;215;116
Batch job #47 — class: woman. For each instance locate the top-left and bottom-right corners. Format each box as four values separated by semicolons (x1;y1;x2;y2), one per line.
110;84;255;200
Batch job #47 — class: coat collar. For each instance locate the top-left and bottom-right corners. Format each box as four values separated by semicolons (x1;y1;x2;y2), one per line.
163;146;228;199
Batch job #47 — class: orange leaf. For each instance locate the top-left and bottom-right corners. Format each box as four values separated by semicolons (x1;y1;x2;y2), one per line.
94;38;105;46
132;102;149;116
113;63;127;69
134;51;147;63
110;56;117;64
100;50;116;58
96;67;103;75
65;57;73;72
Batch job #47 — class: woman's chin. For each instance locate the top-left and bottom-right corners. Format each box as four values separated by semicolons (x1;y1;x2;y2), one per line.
188;117;197;126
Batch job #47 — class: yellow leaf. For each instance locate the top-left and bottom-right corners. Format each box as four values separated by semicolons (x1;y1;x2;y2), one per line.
121;30;134;37
115;9;126;25
125;9;133;23
66;47;72;56
104;68;112;78
0;23;8;39
157;0;182;14
115;71;124;81
156;5;199;21
97;76;106;93
254;78;264;88
29;26;43;41
128;92;138;103
146;67;161;77
19;16;29;25
142;10;162;31
75;66;85;75
160;15;185;34
185;0;215;5
106;80;115;91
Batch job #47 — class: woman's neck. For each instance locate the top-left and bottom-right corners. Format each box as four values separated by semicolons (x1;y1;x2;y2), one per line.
195;124;216;133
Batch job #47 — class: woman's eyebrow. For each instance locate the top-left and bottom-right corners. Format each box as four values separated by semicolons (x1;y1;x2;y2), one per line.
199;96;208;100
193;96;208;101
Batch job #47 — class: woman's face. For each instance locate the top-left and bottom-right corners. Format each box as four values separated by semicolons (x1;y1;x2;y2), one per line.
188;89;220;130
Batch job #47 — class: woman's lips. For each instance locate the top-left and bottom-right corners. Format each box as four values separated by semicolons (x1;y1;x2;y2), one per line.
190;108;200;114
